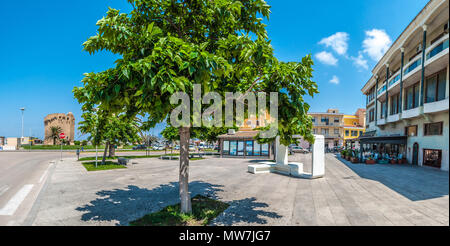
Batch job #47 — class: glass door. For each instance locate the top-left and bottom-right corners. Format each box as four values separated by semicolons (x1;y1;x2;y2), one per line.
229;141;237;155
246;141;253;156
237;141;244;156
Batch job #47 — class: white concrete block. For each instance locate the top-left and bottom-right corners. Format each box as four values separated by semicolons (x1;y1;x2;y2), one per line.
248;164;273;174
275;136;289;165
311;135;325;178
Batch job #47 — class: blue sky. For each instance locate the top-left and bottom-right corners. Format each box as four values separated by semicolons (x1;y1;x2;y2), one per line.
0;0;429;140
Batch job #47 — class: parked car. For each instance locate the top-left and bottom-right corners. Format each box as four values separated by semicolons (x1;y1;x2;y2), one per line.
174;145;180;150
189;145;196;151
289;146;309;154
152;145;164;150
132;144;147;150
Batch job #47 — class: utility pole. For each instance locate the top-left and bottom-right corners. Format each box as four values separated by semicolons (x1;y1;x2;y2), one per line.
20;108;25;146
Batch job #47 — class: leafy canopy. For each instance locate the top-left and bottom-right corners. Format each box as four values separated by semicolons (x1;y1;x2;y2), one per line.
73;0;318;145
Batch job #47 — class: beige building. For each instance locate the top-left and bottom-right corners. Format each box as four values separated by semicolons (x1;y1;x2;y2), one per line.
309;109;344;150
361;0;449;171
44;112;75;145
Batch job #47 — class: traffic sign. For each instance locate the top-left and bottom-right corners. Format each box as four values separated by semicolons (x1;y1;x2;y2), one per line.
59;133;65;139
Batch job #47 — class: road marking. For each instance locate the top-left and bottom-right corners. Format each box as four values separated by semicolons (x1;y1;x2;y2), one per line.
38;163;53;184
0;185;9;197
38;170;48;184
0;184;34;216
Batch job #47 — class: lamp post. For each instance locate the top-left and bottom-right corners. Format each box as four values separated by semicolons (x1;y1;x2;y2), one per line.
20;108;25;146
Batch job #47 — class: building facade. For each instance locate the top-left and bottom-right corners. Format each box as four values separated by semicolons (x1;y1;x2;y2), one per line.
218;112;273;158
343;108;366;148
361;0;449;171
310;109;344;150
308;108;366;150
44;112;76;145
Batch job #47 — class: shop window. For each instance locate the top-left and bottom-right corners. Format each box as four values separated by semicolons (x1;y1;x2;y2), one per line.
424;122;443;136
404;125;418;136
223;141;229;155
351;131;358;136
345;130;349;136
423;149;442;168
334;129;339;135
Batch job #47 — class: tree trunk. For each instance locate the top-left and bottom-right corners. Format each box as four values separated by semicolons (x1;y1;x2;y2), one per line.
179;127;192;213
53;137;56;146
102;141;109;165
108;144;115;158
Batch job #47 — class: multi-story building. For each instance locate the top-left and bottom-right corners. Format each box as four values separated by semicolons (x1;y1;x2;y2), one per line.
310;109;344;150
361;0;449;171
309;108;366;150
343;109;366;148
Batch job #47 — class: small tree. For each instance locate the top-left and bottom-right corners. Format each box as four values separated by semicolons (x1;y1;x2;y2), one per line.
74;0;318;213
79;109;141;164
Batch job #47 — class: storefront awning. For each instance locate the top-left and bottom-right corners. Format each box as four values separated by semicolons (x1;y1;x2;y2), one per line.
358;135;407;145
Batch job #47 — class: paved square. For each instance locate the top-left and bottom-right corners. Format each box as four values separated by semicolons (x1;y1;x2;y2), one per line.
28;154;449;226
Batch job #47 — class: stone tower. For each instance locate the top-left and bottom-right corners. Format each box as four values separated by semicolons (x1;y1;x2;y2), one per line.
44;112;75;145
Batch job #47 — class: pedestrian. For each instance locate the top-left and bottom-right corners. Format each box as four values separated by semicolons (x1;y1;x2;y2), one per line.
76;148;80;160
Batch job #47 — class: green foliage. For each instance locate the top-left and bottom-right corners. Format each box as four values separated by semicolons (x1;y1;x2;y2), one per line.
46;126;62;145
78;110;141;147
73;0;318;146
74;140;81;146
129;195;229;226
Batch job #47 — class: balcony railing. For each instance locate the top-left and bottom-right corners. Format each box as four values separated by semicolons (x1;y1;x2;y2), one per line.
388;72;401;88
377;83;386;95
403;57;421;76
426;38;449;60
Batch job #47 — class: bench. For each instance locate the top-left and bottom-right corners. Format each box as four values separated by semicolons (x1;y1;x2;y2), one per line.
248;164;273;174
117;157;130;165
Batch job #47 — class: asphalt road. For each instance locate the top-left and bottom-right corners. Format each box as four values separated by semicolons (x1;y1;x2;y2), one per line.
0;152;70;225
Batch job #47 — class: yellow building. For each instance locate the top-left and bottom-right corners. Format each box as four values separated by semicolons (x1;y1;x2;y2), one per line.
343;108;366;148
308;108;366;150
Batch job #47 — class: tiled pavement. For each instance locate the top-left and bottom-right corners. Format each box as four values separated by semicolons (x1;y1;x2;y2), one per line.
28;153;449;226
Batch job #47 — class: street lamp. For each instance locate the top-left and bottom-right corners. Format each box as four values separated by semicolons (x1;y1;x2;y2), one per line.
20;108;25;145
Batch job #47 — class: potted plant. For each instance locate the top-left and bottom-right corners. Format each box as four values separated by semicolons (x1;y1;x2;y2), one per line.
366;157;376;165
340;150;347;159
389;158;398;164
351;150;360;163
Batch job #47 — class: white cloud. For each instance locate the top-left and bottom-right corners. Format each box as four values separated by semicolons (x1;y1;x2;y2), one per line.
319;32;349;55
330;75;340;84
315;51;338;66
351;52;368;70
362;29;392;61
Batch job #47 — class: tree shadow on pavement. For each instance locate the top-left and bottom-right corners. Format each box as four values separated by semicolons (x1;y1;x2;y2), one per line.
75;181;282;226
76;181;222;226
211;197;282;225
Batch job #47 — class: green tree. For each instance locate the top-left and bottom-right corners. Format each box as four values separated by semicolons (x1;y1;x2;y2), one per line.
79;110;141;164
74;0;318;213
46;126;62;145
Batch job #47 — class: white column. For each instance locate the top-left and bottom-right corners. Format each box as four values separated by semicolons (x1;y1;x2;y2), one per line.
311;135;325;178
275;136;288;165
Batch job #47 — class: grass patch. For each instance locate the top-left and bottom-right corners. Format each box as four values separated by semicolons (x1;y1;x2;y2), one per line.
189;157;204;161
82;161;126;171
130;195;229;226
78;154;179;162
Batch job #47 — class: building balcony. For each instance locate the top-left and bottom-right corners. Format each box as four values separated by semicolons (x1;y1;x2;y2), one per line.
402;106;422;119
403;53;422;82
377;83;387;98
376;118;386;125
425;34;449;66
387;70;401;90
387;113;401;123
424;98;449;114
